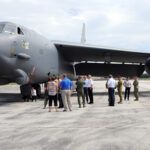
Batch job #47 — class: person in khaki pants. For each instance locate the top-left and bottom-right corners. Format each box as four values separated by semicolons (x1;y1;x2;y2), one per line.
133;76;139;101
60;74;73;112
117;76;123;104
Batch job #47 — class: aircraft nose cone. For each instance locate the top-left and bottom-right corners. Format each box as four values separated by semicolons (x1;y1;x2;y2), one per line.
0;33;18;84
0;34;14;77
0;35;8;55
0;34;16;57
0;35;5;58
0;35;3;49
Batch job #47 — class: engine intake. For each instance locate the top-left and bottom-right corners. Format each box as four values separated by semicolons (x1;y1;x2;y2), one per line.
14;69;29;85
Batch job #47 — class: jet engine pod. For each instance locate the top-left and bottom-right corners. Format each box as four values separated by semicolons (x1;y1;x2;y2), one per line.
14;69;29;85
145;58;150;75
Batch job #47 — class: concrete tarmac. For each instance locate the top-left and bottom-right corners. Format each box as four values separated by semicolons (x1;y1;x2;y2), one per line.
0;80;150;150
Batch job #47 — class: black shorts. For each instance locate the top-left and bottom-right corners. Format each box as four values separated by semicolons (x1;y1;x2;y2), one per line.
48;95;57;106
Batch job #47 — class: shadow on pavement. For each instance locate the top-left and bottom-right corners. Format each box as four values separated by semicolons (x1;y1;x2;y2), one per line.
0;93;23;105
71;91;150;96
0;91;149;106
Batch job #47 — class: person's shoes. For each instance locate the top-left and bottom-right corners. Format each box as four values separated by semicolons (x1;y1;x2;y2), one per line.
79;105;81;108
118;101;122;104
63;110;67;112
49;110;51;112
58;106;63;108
43;107;46;109
134;99;138;101
69;109;72;111
83;105;86;108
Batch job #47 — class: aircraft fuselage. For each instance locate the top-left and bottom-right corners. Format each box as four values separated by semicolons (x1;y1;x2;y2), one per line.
0;22;72;85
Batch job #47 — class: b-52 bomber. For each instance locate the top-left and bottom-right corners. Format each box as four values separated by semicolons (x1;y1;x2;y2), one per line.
0;22;150;95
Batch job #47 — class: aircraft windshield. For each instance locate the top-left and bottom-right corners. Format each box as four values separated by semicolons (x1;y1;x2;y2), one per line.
0;24;5;33
4;24;16;34
0;23;24;35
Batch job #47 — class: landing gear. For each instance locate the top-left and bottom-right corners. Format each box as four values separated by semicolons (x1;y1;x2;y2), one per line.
20;84;31;102
20;83;42;101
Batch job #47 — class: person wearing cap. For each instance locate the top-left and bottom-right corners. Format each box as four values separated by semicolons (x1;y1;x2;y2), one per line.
106;74;116;106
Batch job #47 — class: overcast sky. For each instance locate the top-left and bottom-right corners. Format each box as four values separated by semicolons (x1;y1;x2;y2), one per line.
0;0;150;51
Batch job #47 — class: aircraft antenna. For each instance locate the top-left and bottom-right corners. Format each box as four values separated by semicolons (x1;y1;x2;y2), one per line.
81;23;86;44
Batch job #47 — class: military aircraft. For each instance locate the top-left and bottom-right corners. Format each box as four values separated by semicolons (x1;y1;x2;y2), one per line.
0;22;150;95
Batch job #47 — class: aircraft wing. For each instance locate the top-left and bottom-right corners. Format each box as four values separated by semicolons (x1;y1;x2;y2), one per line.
54;41;150;64
53;41;150;76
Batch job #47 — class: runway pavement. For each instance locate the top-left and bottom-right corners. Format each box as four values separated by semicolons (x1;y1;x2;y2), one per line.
0;80;150;150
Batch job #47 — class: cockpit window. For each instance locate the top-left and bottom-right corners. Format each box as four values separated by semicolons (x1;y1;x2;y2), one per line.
0;23;25;35
17;27;24;35
4;24;16;34
0;24;5;33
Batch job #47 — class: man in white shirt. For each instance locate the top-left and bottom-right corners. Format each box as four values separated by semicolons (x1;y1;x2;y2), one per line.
87;75;94;104
83;76;89;103
106;74;116;106
123;77;132;101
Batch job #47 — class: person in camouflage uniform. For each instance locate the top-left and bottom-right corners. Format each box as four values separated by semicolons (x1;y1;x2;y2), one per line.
133;76;139;101
76;76;85;108
117;76;123;104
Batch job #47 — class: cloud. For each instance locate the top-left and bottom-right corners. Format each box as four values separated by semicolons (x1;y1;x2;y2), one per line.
0;0;150;51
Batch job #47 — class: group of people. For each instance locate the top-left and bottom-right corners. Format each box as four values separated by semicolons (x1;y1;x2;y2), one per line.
106;75;139;106
76;75;94;107
22;74;139;111
43;74;94;112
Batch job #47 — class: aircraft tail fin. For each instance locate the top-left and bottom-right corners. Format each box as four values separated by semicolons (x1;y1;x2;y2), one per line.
81;23;86;44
